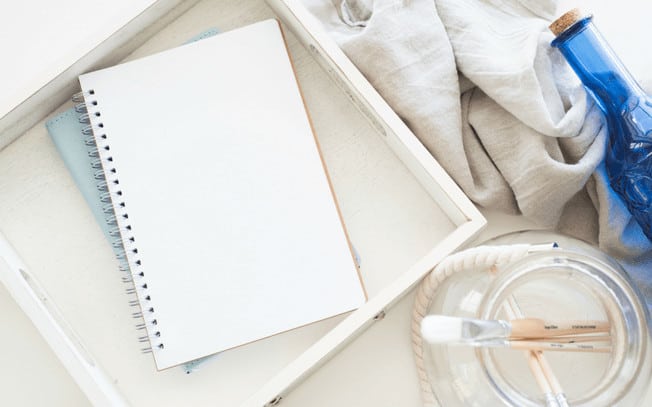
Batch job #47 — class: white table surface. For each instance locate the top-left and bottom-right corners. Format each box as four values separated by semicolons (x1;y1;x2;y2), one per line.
1;0;650;406
0;0;158;120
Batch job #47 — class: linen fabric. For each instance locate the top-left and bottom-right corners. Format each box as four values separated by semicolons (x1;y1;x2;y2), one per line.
305;0;652;307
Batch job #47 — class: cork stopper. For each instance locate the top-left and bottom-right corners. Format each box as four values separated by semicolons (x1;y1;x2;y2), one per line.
549;8;584;36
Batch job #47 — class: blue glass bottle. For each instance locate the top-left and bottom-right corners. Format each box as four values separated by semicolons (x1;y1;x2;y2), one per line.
551;11;652;240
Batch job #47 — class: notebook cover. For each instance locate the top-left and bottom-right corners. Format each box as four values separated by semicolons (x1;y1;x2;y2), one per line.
46;29;219;373
76;20;365;370
46;29;219;254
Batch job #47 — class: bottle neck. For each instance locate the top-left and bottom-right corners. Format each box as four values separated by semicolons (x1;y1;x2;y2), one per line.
552;16;643;115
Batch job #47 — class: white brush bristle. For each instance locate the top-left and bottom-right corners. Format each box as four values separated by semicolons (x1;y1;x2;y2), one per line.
421;315;464;344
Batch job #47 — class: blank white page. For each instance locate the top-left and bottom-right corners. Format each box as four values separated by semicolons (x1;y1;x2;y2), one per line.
79;20;365;370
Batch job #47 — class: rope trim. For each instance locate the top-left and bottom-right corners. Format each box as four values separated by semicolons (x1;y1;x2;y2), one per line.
411;244;532;406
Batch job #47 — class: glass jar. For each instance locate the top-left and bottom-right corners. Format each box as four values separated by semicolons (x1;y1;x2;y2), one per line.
421;231;651;406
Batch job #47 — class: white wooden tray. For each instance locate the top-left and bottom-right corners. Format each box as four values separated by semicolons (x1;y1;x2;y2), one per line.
0;0;485;406
250;1;485;405
0;0;196;150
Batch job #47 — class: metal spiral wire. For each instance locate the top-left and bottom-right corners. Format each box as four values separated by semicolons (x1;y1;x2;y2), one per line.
74;89;164;354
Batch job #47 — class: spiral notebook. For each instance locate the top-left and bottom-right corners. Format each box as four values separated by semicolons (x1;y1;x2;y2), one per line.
75;19;366;370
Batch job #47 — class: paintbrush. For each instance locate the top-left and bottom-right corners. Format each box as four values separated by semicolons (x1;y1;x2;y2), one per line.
421;315;611;353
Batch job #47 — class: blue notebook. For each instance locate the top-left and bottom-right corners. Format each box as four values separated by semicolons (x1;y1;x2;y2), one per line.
46;29;219;373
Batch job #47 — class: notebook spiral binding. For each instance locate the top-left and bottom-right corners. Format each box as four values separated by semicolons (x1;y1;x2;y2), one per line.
73;89;164;354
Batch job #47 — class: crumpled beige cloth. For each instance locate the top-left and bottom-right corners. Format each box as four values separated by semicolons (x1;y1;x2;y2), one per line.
305;0;652;265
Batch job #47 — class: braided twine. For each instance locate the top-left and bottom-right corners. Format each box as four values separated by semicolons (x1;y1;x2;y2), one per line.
411;244;532;406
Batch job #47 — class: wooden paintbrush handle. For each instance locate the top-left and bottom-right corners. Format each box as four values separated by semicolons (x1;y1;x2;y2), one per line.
509;340;612;353
523;334;611;343
511;318;610;338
